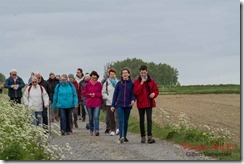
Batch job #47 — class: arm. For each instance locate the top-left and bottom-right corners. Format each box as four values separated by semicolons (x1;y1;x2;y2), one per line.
19;78;25;89
23;87;29;106
42;87;50;107
133;79;143;96
150;80;159;99
72;85;79;107
4;78;12;89
111;83;119;107
131;83;137;101
102;82;109;99
52;85;58;109
94;82;102;98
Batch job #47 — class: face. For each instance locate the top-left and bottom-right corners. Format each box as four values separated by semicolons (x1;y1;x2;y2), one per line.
91;75;98;81
61;76;67;83
32;80;38;86
11;71;17;78
69;77;74;82
109;72;116;79
122;70;130;80
140;70;148;79
76;70;82;77
50;75;55;80
85;74;90;81
56;75;60;80
36;74;42;83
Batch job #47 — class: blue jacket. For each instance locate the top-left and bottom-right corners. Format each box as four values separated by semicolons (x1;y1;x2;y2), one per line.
112;79;136;109
52;82;78;109
4;76;25;98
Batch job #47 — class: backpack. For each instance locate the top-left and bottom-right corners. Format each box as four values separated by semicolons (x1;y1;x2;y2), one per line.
27;85;44;102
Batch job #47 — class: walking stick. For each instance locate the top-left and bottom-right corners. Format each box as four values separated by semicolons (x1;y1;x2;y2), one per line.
48;104;51;135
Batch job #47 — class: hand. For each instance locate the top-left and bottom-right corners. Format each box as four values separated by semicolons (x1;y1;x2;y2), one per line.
75;106;78;109
130;100;135;106
11;85;14;88
141;78;146;85
111;107;115;112
149;93;155;98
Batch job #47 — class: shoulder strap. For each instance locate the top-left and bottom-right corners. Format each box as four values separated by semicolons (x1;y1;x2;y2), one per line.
106;80;108;95
28;85;32;94
40;85;43;94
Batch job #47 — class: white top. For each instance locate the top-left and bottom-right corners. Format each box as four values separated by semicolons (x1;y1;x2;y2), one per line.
102;78;118;106
23;84;49;112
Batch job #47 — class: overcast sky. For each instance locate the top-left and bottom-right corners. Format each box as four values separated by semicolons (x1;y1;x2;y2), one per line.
0;0;240;85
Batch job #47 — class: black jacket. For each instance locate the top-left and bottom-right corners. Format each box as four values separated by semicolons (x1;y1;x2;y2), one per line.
47;78;59;102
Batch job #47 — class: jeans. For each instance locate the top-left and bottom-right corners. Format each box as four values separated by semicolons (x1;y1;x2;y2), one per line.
81;104;87;119
59;108;72;132
116;107;131;139
138;107;153;137
87;107;100;132
32;111;43;126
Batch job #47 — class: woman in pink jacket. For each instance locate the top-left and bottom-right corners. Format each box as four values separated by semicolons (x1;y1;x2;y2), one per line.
83;71;102;136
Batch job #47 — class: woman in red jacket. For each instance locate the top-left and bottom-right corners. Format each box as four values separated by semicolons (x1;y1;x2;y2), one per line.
133;65;159;144
83;71;102;136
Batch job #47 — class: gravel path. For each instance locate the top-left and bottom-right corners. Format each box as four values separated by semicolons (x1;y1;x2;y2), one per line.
50;119;214;160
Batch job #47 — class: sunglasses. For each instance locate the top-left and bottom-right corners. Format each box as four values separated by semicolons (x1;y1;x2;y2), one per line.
32;81;38;84
12;74;17;76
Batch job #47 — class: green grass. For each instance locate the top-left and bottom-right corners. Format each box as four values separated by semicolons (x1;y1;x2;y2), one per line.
159;84;240;94
100;111;240;160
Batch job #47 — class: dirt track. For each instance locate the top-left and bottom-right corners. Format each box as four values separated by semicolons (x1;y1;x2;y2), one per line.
132;94;240;145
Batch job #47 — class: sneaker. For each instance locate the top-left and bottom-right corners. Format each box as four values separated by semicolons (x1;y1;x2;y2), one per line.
90;131;94;136
104;129;110;133
119;137;125;144
141;136;146;143
110;131;115;136
86;123;90;130
147;136;155;144
95;131;100;136
116;129;119;135
61;131;65;136
124;138;129;142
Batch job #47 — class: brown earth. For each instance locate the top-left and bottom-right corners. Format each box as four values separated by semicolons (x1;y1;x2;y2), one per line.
131;94;240;145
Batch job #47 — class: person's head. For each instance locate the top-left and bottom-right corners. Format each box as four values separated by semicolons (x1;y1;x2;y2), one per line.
76;68;84;78
35;72;42;83
84;73;90;81
31;76;38;87
61;74;68;83
10;69;17;79
109;69;117;79
49;72;55;80
106;68;111;77
55;75;60;80
68;74;75;82
121;68;131;81
90;71;99;81
139;65;148;79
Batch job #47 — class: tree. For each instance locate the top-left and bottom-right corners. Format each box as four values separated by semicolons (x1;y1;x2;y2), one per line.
104;58;179;86
0;73;5;83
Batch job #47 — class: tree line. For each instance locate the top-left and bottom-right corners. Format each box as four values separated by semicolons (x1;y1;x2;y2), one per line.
104;58;179;86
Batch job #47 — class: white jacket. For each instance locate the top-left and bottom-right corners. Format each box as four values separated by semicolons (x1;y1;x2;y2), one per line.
102;78;118;106
23;84;49;112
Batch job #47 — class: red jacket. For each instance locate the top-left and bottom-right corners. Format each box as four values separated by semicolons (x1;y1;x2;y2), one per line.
133;75;159;109
72;81;81;102
83;80;102;108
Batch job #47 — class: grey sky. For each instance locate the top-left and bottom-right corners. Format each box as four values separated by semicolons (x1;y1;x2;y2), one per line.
0;0;240;85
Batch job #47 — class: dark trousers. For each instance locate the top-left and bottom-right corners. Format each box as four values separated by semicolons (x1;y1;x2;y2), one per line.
42;108;48;125
106;105;118;132
78;104;81;116
138;107;153;137
10;97;21;104
60;108;72;132
81;104;86;119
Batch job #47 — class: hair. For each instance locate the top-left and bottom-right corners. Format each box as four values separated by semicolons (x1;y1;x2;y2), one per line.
139;65;148;71
77;68;84;77
109;68;117;75
120;67;131;81
90;71;99;79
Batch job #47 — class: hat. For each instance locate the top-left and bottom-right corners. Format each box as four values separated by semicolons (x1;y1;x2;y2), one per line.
49;72;55;76
68;74;75;79
61;74;68;79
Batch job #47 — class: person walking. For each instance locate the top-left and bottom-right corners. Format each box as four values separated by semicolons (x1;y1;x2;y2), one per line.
133;65;159;144
83;71;102;136
47;72;60;122
76;68;85;121
4;69;25;104
23;76;49;126
68;74;79;129
111;68;136;143
102;68;119;136
52;74;78;136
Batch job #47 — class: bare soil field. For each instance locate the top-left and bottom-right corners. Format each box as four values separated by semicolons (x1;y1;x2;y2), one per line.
131;94;240;145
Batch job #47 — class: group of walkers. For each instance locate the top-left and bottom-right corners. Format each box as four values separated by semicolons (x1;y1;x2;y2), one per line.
4;65;159;144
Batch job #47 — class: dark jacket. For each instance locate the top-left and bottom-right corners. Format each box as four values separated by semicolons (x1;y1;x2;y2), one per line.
4;76;25;98
133;75;159;109
112;79;136;109
38;77;50;100
47;78;60;102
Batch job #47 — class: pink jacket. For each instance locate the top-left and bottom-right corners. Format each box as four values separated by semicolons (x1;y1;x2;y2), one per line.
83;80;102;108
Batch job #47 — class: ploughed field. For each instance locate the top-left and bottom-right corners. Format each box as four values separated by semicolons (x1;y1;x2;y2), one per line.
132;94;240;145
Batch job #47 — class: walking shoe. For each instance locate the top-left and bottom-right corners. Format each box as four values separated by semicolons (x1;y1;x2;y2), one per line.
104;129;110;133
90;131;94;136
95;131;100;136
116;129;119;135
86;123;89;130
110;131;115;136
147;136;155;144
141;136;146;143
61;131;65;136
119;137;125;144
124;138;129;142
78;115;82;120
75;122;78;128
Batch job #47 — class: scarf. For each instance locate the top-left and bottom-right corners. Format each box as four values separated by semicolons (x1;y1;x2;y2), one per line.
109;78;117;88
